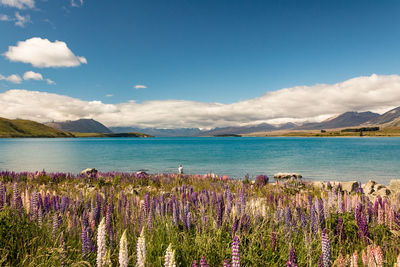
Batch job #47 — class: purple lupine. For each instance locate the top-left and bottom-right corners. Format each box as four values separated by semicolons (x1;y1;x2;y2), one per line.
0;182;5;209
192;260;198;267
271;232;277;252
232;235;240;267
187;212;191;230
310;205;317;234
355;203;369;242
223;259;231;267
287;247;298;267
81;225;89;258
231;216;239;235
318;199;325;230
285;206;292;230
255;175;269;187
183;204;189;230
217;194;225;228
173;201;179;226
321;229;331;267
225;188;232;218
200;257;209;267
336;217;346;241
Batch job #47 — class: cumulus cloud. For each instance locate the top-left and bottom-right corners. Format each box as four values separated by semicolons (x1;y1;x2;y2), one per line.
0;0;34;9
14;12;30;27
134;85;147;89
23;70;42;80
1;74;400;128
4;37;87;68
0;73;22;83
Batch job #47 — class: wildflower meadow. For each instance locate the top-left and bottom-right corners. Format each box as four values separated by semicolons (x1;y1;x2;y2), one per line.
0;171;399;266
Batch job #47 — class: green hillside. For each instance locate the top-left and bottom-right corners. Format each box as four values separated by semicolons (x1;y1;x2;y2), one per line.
0;117;74;138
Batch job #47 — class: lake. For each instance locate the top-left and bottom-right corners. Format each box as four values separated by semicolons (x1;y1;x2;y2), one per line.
0;137;400;183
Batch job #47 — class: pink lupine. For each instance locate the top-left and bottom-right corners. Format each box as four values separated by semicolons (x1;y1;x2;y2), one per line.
373;245;383;267
350;251;358;267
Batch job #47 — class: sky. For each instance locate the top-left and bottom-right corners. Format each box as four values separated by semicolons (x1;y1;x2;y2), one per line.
1;0;400;128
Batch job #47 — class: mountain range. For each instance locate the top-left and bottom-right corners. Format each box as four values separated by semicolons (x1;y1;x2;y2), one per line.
26;105;400;137
45;119;112;133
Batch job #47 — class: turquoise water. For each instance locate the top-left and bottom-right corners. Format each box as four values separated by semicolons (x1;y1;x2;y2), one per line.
0;137;400;183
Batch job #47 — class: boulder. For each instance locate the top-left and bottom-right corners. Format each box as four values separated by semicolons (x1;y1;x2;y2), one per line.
81;168;98;176
374;187;391;197
362;180;376;195
274;173;302;180
340;181;359;193
389;179;400;193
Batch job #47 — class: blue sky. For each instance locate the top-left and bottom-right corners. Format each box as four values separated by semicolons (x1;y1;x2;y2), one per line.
1;0;400;128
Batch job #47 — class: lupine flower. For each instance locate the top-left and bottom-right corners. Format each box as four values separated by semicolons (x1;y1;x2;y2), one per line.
59;231;67;267
223;259;231;267
350;250;358;267
271;232;277;252
361;250;368;266
374;245;383;267
335;253;345;267
119;230;128;267
52;212;60;239
232;235;240;267
200;257;209;267
96;218;106;267
285;206;292;230
164;243;176;267
136;228;146;267
217;194;224;228
321;229;331;267
81;225;89;259
287;247;298;267
336;217;345;241
192;260;198;267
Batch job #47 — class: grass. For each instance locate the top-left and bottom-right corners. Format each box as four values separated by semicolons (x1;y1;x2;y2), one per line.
0;117;74;138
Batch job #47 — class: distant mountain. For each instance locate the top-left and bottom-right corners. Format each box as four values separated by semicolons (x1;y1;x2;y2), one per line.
110;127;202;137
201;123;277;136
365;106;400;125
295;111;380;130
0;117;74;138
46;119;112;133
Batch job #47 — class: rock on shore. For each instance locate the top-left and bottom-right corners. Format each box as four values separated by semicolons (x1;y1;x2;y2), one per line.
274;173;302;180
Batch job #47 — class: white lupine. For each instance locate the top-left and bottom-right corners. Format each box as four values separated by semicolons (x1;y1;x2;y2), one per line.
96;218;107;267
164;243;176;267
136;228;146;267
119;230;128;267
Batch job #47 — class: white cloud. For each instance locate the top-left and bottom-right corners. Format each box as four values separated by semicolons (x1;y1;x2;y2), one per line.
71;0;83;7
46;78;55;85
23;70;42;80
134;85;147;89
14;12;30;27
0;0;34;9
105;94;113;97
0;14;11;21
4;37;87;68
1;74;400;128
0;73;22;83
